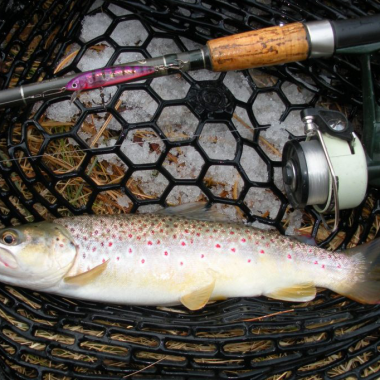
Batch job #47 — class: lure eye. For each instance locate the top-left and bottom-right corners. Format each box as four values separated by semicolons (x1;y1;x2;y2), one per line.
71;82;78;89
1;231;18;246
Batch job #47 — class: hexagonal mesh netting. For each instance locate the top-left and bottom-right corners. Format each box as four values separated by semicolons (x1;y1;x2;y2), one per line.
0;0;380;379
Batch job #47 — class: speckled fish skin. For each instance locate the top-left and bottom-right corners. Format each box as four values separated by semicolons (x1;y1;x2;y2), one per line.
65;65;156;92
0;210;379;309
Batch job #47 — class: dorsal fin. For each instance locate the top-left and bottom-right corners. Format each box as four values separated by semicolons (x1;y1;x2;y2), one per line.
157;202;230;222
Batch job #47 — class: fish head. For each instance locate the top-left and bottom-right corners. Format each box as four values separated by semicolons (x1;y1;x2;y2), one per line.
0;222;77;289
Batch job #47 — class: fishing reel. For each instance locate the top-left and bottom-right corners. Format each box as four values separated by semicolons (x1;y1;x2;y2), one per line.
282;42;380;231
282;109;367;230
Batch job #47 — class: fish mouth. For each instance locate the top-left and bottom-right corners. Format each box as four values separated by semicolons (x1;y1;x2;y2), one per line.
0;247;18;269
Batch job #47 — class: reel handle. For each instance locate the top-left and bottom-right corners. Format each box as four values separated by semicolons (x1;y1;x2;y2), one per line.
206;14;380;72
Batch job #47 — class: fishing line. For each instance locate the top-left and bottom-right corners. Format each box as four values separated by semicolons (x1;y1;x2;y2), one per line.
0;125;272;166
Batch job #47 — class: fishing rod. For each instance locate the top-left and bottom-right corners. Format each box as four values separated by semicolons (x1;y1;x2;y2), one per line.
0;14;379;108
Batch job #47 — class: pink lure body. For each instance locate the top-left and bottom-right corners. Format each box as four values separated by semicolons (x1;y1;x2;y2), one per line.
66;65;156;92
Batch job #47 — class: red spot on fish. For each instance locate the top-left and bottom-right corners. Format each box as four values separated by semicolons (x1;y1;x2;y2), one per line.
160;229;163;233
128;248;132;254
255;241;259;245
261;236;265;240
173;234;177;239
196;233;200;237
59;244;64;248
181;241;186;246
141;259;145;264
260;250;265;254
205;229;210;232
174;224;178;228
248;259;251;263
201;254;204;258
337;264;341;269
128;234;133;238
241;238;246;243
180;262;183;266
83;254;86;258
102;258;105;263
215;244;221;248
70;228;75;232
184;229;189;234
137;236;141;240
266;242;270;247
95;230;98;235
151;230;155;234
314;261;318;265
117;257;120;261
109;242;113;247
190;239;194;244
112;234;116;239
147;241;153;246
213;229;218;233
231;248;236;253
84;237;88;241
270;239;275;243
287;254;292;259
92;247;96;252
321;264;325;269
230;231;235;235
106;229;110;233
156;240;161;245
164;251;168;256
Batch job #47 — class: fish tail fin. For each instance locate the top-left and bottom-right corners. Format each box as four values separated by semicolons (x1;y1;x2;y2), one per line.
336;239;380;304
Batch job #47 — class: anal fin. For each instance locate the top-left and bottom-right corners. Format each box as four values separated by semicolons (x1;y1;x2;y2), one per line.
64;260;109;285
180;280;216;310
267;282;316;302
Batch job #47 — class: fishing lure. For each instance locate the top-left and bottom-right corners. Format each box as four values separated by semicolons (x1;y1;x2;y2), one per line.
66;65;156;102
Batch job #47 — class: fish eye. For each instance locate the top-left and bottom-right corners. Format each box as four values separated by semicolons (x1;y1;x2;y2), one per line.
72;82;77;88
1;231;18;246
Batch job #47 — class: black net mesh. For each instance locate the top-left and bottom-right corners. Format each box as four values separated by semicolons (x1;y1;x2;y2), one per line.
0;0;379;379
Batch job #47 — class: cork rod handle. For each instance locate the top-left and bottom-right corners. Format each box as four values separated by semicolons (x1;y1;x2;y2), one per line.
207;22;310;72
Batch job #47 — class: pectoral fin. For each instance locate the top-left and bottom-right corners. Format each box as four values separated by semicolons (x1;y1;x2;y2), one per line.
64;260;109;285
180;280;216;310
267;282;316;302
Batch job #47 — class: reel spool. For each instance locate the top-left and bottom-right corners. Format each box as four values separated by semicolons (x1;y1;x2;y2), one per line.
282;109;368;231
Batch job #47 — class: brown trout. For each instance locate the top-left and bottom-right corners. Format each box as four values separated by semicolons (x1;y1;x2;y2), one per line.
0;204;379;310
